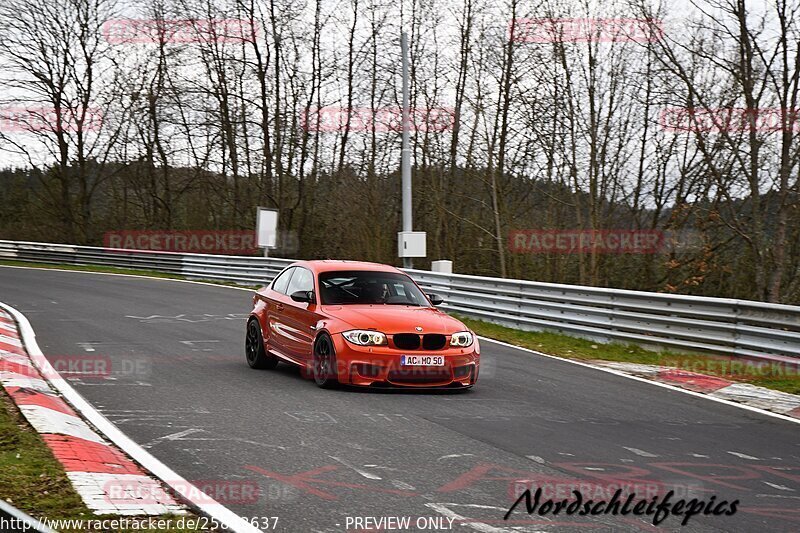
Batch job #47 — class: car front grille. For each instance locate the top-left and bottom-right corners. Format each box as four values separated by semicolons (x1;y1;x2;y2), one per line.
392;333;448;350
393;333;420;350
422;334;447;350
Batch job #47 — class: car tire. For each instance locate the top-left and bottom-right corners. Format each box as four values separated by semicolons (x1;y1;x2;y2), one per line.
313;333;339;388
246;318;278;369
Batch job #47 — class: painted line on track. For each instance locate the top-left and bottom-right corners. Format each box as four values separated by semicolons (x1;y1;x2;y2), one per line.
0;299;263;533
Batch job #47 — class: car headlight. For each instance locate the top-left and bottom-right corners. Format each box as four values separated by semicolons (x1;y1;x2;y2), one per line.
450;331;474;347
342;330;388;346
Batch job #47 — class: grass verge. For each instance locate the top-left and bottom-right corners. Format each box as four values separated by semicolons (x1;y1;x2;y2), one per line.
457;315;800;395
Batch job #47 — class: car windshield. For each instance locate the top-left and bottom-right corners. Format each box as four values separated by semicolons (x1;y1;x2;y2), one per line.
318;270;429;306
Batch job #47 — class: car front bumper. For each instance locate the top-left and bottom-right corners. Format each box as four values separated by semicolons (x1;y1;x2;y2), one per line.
331;334;480;388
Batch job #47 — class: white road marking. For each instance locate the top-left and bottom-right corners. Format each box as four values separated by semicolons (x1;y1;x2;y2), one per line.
763;482;794;491
143;428;205;448
438;453;474;460
126;313;248;324
690;453;709;458
622;446;659;458
329;456;382;480
285;411;337;423
727;451;762;460
179;340;221;351
363;465;401;472
77;342;96;352
526;455;546;464
362;413;409;422
425;503;520;533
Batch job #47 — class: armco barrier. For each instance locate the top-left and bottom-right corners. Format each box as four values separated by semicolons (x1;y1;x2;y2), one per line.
0;499;58;533
1;239;798;363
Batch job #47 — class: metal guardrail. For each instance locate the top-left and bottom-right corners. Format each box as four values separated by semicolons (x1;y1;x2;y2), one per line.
2;239;799;363
0;499;58;533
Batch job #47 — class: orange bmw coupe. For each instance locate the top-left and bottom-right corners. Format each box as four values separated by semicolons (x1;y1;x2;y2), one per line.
246;261;480;388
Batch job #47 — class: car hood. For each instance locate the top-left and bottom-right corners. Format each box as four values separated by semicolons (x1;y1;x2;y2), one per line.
322;305;467;334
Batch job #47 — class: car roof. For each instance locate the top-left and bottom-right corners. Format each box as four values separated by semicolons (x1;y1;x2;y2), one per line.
289;260;404;275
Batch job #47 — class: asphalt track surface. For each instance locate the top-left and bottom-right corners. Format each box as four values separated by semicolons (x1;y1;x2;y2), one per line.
0;266;798;533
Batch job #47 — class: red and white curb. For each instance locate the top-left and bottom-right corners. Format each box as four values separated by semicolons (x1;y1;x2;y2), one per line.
0;303;263;532
592;361;800;419
0;308;185;515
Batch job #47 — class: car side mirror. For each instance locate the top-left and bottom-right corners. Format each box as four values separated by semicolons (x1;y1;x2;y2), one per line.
427;293;444;306
290;290;315;304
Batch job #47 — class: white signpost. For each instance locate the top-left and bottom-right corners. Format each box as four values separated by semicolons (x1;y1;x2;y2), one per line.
256;207;278;256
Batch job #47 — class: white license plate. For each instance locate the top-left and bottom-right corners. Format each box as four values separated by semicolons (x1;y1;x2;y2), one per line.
401;355;444;366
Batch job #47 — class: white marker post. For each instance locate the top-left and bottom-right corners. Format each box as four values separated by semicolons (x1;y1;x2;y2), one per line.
256;207;278;257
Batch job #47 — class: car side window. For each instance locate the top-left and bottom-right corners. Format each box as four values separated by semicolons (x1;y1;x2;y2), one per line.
286;267;314;296
271;267;294;294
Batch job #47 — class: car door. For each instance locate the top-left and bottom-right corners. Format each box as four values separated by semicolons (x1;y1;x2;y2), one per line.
263;267;295;359
281;266;318;365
